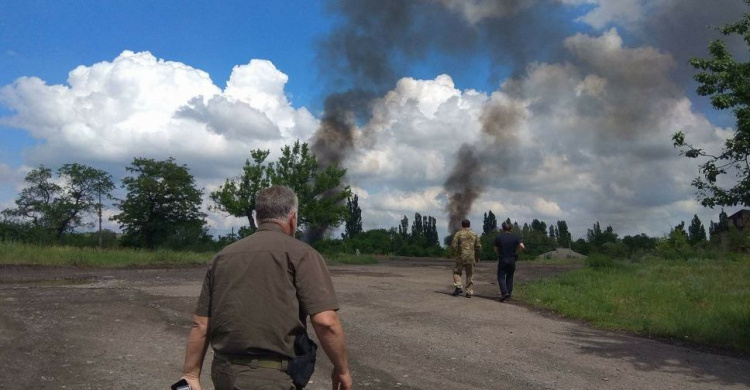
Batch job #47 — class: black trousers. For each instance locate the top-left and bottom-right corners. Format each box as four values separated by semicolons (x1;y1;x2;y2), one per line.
497;259;516;297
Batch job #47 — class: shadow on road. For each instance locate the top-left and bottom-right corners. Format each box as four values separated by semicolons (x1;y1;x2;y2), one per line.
564;328;750;387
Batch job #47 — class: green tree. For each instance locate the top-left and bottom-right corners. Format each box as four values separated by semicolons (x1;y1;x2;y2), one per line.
657;226;691;260
587;222;618;251
556;220;572;248
688;214;708;245
482;210;497;236
209;149;271;231
411;212;424;241
211;141;351;238
426;216;439;246
622;233;657;257
112;157;206;249
343;193;363;239
673;1;750;207
269;141;350;236
531;219;547;236
5;163;115;240
398;215;409;239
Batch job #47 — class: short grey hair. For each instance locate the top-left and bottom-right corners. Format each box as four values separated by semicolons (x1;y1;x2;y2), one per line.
255;185;298;221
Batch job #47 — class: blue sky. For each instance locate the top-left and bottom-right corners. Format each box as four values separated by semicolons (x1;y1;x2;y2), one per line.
0;0;746;239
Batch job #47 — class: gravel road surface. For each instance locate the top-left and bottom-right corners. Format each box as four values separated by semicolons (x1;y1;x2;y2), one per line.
1;259;747;389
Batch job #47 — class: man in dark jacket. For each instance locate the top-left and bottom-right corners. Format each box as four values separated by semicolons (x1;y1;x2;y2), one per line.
494;221;525;302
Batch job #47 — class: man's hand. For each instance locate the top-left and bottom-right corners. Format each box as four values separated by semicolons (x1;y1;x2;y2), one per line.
311;311;351;390
332;368;352;390
181;376;201;390
180;315;209;390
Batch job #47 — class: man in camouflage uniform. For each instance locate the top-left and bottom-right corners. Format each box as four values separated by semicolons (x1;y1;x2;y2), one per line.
450;219;482;298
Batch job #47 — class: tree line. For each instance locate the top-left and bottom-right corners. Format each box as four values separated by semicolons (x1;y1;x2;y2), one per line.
479;211;745;260
0;140;744;257
0;140;351;251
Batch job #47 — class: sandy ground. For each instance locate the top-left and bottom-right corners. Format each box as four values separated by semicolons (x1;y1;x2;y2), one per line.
0;259;748;390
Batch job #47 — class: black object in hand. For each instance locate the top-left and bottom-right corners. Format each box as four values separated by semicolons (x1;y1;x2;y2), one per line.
171;378;190;390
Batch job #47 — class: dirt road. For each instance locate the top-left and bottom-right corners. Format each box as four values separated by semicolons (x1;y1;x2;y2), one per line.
1;259;747;389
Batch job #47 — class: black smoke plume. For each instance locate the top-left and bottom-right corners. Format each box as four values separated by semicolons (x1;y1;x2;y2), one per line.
444;144;483;233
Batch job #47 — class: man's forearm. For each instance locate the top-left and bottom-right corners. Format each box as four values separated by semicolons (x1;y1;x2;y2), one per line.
182;315;209;379
311;311;349;373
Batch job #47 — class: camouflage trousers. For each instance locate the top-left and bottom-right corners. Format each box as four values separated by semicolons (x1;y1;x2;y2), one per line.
452;260;475;294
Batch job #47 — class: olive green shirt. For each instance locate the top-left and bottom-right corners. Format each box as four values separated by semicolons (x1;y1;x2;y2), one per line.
195;222;339;358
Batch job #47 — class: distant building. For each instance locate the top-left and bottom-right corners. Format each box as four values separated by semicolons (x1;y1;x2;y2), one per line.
727;210;750;231
710;209;750;252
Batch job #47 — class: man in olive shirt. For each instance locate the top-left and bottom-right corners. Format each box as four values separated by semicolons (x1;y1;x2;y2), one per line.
179;185;352;390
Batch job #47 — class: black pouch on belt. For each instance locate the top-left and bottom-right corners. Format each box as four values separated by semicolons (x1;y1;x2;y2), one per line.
288;330;318;389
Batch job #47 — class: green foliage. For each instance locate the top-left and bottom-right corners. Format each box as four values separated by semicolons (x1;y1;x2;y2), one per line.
480;233;497;260
270;141;351;235
482;210;497;236
586;222;618;250
673;2;750;207
342;194;363;239
324;253;379;265
212;141;351;238
584;253;622;269
520;228;557;258
3;163;115;239
112;157;207;250
60;230;119;249
656;227;692;260
621;234;657;258
209;149;271;231
521;256;750;353
688;214;707;245
556;220;572;248
0;241;211;267
571;238;590;255
530;219;547;235
0;218;55;244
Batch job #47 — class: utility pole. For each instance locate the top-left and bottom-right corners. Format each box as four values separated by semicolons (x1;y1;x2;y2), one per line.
98;187;102;249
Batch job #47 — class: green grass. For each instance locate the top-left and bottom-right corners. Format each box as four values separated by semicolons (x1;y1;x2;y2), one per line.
0;242;380;268
521;257;586;266
0;241;212;267
324;253;379;265
519;256;750;353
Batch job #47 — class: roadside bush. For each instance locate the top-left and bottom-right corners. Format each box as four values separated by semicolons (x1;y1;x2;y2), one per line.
585;253;621;269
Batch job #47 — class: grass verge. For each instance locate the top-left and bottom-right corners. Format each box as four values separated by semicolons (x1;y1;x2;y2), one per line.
325;253;379;265
518;256;750;353
0;241;211;267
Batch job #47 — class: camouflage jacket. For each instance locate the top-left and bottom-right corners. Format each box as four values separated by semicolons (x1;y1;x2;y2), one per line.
451;228;481;263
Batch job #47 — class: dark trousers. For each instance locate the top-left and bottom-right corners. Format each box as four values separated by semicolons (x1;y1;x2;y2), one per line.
497;259;516;297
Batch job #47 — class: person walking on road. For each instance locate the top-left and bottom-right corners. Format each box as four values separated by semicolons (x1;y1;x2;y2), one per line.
178;185;352;390
494;221;525;302
450;219;482;298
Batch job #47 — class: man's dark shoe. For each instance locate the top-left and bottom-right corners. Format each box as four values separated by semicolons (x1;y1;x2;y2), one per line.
465;293;472;298
451;287;463;296
499;295;510;302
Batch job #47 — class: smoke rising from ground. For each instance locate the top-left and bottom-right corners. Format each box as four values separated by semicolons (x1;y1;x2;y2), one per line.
444;95;525;232
316;0;573;235
315;0;745;238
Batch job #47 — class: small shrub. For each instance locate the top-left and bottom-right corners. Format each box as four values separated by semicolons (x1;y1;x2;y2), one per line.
585;253;620;269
